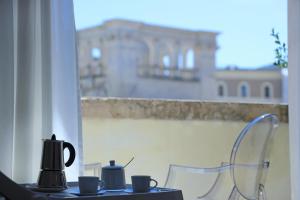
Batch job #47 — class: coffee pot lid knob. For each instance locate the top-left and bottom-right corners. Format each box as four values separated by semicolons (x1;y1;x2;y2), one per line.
51;134;56;140
110;160;115;166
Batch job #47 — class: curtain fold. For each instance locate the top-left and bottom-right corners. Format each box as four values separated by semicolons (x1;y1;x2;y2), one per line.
0;0;82;183
0;0;15;179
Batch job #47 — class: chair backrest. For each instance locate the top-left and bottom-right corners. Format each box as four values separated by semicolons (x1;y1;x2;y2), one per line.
164;114;279;200
229;114;279;200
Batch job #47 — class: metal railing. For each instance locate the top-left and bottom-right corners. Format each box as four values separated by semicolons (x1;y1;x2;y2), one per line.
138;65;200;81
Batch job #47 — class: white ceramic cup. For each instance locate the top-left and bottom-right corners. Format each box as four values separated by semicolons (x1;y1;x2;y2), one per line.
78;176;103;194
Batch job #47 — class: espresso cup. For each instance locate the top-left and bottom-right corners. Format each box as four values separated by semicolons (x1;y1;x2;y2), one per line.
78;176;103;194
131;175;158;193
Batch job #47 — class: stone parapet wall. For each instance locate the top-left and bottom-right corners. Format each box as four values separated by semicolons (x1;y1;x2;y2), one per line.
81;98;288;123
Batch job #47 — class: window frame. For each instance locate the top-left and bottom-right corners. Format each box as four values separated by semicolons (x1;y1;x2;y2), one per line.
288;1;300;199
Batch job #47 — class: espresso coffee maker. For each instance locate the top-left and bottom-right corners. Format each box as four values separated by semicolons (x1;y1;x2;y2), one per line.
37;134;75;190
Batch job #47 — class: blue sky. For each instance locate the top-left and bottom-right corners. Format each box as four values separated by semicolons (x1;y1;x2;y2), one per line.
73;0;287;68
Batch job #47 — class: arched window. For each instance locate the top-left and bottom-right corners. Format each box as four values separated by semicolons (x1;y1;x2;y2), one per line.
177;52;184;69
162;55;170;76
261;82;274;99
185;49;194;69
162;55;170;67
241;85;247;97
218;85;224;97
217;82;227;97
91;48;101;60
264;86;270;98
238;82;250;97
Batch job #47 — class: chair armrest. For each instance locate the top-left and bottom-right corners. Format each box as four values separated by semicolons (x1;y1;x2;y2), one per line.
165;162;231;186
164;162;232;199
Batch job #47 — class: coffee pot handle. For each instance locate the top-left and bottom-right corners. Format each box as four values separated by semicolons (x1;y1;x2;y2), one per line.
63;142;76;167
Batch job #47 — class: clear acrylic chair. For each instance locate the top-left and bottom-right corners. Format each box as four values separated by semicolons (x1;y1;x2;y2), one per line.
164;114;279;200
84;162;102;177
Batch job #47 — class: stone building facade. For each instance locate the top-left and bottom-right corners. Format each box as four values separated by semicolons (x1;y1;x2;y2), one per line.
214;66;284;103
77;19;286;103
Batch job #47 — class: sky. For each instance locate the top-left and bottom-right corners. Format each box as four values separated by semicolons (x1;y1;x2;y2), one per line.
73;0;287;69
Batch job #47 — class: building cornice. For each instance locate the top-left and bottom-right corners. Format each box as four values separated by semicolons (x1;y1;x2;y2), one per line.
214;70;282;80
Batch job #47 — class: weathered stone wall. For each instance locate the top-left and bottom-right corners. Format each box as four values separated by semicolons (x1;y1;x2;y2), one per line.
81;98;288;123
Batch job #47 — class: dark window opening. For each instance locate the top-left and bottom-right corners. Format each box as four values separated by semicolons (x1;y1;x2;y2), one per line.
218;85;224;97
241;85;248;97
264;86;270;98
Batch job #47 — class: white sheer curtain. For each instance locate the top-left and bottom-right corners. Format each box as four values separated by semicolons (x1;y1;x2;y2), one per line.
0;0;82;183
